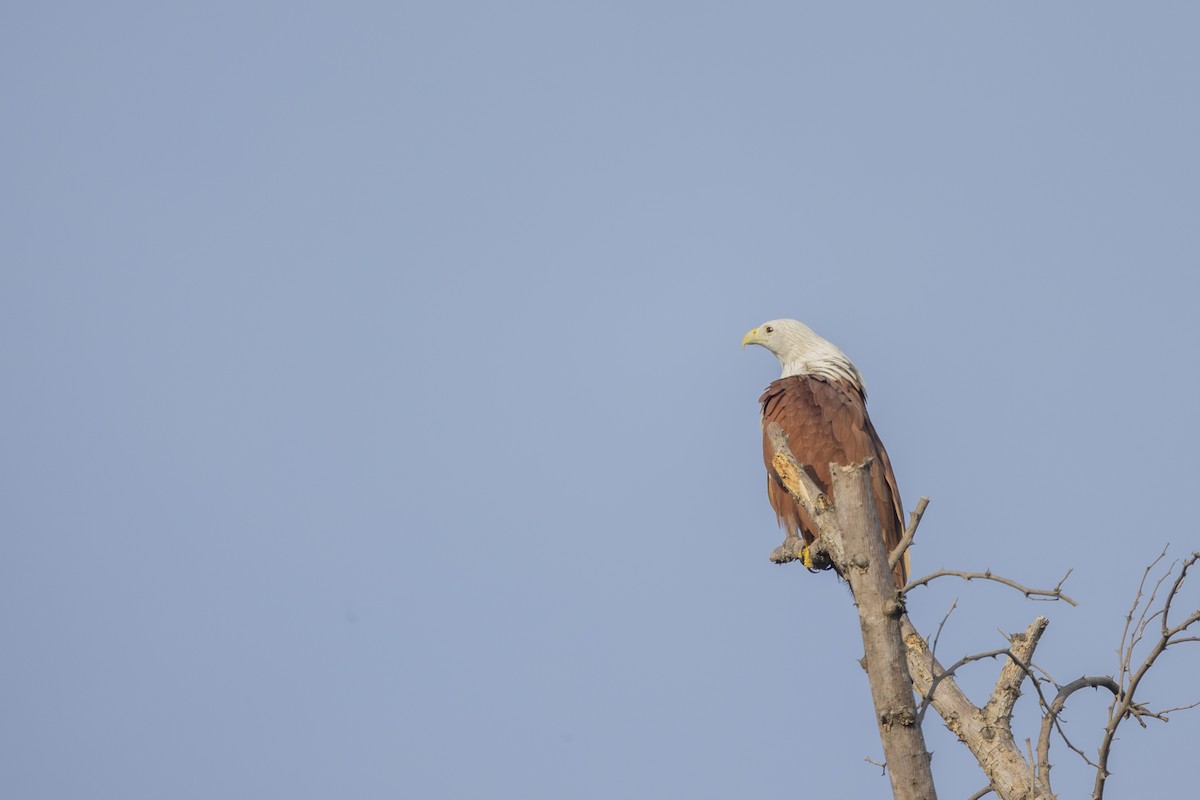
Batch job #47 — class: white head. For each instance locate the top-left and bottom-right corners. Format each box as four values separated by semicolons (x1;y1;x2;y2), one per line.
742;318;865;392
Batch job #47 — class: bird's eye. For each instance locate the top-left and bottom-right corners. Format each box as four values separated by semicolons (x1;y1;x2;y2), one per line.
764;326;774;334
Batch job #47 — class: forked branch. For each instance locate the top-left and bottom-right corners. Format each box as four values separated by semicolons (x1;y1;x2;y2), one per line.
1091;550;1200;800
760;428;1200;800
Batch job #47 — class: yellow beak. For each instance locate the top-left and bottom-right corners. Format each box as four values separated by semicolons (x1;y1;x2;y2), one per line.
742;328;761;349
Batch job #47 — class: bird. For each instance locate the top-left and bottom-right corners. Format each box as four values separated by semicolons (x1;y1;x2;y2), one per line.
742;319;909;588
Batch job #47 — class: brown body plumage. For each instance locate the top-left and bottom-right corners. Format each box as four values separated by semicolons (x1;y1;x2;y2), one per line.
759;375;908;587
743;319;909;588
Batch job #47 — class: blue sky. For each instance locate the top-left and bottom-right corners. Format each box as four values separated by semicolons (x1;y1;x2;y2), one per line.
4;3;1199;798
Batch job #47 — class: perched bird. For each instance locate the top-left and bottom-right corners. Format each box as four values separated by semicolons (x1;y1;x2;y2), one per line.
743;319;909;587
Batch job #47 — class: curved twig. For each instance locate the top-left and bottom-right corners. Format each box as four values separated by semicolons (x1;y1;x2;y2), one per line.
1035;676;1120;792
905;568;1077;606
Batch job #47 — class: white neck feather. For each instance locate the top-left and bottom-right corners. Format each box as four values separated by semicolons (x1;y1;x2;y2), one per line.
771;323;866;395
780;353;865;393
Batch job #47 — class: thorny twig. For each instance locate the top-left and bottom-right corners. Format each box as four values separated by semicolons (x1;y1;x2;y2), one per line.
1091;550;1200;800
1035;676;1119;785
906;568;1077;606
760;435;1199;799
930;599;959;663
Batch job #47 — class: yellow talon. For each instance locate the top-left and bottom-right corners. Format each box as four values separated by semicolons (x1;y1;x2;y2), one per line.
801;546;814;569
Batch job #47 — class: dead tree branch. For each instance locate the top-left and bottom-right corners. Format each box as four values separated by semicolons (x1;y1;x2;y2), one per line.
1035;676;1119;788
1091;550;1200;800
901;615;1054;800
762;427;1200;800
766;424;937;800
889;496;930;571
906;569;1078;606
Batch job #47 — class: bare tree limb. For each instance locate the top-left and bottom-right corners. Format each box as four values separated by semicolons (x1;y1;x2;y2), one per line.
766;426;937;800
930;600;958;663
917;647;1009;726
1155;698;1200;715
985;618;1049;725
1035;676;1120;793
905;569;1077;606
833;463;937;800
901;615;1053;800
889;496;930;570
1093;551;1200;800
761;425;1200;799
765;422;839;569
765;422;829;516
1028;661;1058;686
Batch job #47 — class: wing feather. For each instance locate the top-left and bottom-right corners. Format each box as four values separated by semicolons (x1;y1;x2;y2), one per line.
759;376;908;586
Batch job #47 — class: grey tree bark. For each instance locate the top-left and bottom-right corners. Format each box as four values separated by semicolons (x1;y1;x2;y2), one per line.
830;463;938;800
765;422;936;799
